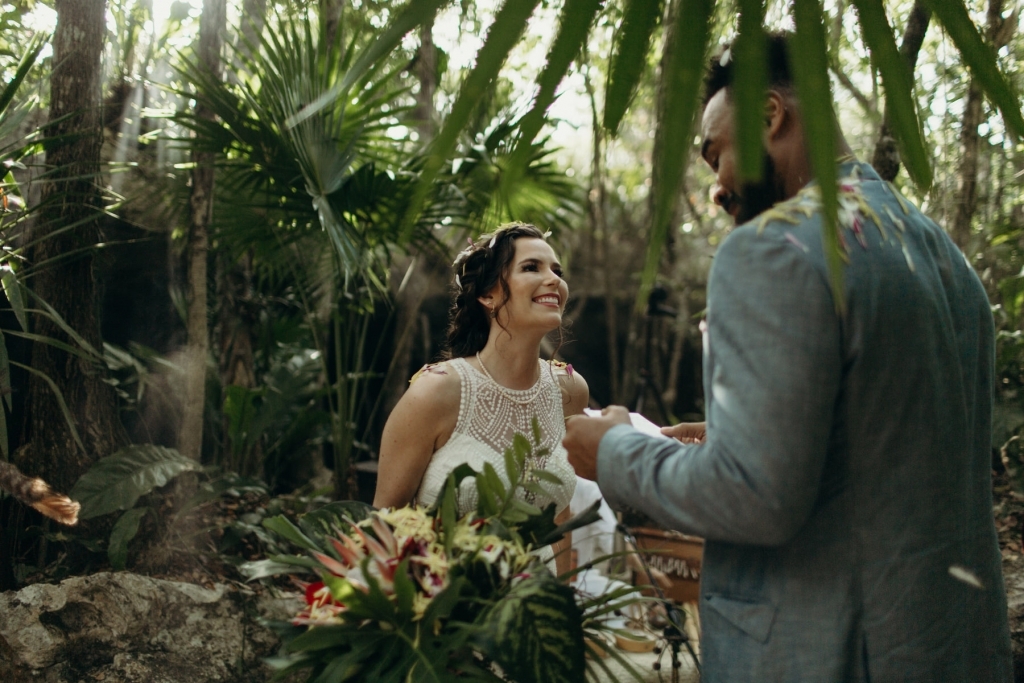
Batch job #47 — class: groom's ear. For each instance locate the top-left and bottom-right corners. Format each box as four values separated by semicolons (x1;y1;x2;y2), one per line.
764;91;788;140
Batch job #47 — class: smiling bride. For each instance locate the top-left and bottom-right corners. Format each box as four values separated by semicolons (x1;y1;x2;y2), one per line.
373;222;589;574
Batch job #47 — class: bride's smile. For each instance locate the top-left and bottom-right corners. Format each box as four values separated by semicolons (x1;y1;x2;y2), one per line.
481;237;568;332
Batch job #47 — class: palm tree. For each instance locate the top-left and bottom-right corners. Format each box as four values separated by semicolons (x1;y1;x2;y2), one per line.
300;0;1024;310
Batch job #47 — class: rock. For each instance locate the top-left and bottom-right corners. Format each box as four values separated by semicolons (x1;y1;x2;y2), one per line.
0;572;298;682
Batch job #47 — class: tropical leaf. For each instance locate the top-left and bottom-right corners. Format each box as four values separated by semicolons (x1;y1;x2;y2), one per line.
791;0;845;312
288;0;452;127
503;0;605;187
479;572;586;683
850;0;932;189
262;514;321;552
69;445;200;519
298;500;375;547
641;0;713;305
108;507;149;570
732;0;767;183
923;0;1024;138
603;0;663;133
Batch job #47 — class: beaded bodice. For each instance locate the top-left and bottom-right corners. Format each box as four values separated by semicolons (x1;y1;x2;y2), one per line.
414;357;576;517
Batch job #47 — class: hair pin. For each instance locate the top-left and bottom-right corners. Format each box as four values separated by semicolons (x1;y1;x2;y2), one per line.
719;47;732;67
542;230;552;239
488;236;497;248
454;273;462;290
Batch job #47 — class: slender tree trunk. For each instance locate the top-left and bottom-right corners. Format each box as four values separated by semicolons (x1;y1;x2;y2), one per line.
179;0;225;461
240;0;268;54
952;0;1009;250
376;19;438;435
413;19;437;140
871;2;930;182
320;0;343;49
18;0;127;495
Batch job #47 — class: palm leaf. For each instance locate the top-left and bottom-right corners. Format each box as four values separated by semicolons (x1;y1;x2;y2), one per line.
923;0;1024;138
851;0;932;188
502;0;605;190
732;0;767;183
791;0;845;312
603;0;663;134
641;0;713;305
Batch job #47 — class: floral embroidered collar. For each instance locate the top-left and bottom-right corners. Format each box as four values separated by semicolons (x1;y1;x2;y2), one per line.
753;159;916;271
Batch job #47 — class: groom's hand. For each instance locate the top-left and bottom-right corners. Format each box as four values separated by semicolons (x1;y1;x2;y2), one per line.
563;406;631;481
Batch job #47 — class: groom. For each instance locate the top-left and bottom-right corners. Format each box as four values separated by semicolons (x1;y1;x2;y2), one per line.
564;33;1012;682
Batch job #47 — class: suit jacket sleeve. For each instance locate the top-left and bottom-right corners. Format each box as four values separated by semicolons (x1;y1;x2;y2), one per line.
597;226;842;546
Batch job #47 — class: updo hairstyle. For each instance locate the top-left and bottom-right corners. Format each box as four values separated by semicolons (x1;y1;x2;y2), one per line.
443;222;560;359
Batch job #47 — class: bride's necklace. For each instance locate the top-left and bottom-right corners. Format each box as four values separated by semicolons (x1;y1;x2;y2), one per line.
475;352;543;405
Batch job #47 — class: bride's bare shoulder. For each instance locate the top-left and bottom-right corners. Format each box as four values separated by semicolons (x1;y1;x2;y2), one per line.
549;360;590;414
404;361;461;407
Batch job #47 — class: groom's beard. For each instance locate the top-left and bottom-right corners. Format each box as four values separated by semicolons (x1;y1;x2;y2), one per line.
733;154;786;225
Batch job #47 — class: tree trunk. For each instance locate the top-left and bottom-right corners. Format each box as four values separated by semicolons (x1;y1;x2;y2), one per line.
320;0;343;49
951;0;1009;251
413;19;437;140
240;0;268;55
179;0;225;461
871;2;930;182
18;0;127;495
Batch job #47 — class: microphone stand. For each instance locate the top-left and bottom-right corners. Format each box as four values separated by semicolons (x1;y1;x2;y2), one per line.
618;524;701;682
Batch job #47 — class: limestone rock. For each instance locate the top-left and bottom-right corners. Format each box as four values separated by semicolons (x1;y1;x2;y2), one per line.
0;572;296;682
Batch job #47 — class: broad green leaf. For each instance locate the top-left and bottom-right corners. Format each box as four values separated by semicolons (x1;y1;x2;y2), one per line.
482;462;507;500
11;360;86;456
240;556;320;581
510;498;543;517
923;0;1024;138
851;0;932;189
504;0;604;186
791;0;845;313
69;445;199;519
503;446;520;487
512;432;531;462
531;469;563;485
299;500;374;548
392;558;415;620
400;0;543;238
263;515;321;552
0;266;26;332
108;507;149;571
641;0;713;306
733;0;767;183
603;0;663;133
480;572;585;683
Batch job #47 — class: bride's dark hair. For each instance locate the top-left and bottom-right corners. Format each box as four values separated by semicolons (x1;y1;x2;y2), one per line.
443;222;562;359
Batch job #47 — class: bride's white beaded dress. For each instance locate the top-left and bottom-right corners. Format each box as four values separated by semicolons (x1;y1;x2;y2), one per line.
413;356;576;518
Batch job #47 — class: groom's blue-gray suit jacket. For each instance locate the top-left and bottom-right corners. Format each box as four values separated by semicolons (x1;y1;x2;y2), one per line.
597;161;1012;681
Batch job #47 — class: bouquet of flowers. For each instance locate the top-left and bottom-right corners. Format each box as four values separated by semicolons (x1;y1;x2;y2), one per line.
244;420;649;683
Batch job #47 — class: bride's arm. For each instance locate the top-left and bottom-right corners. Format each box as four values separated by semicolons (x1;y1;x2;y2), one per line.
553;368;590;576
373;367;460;509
